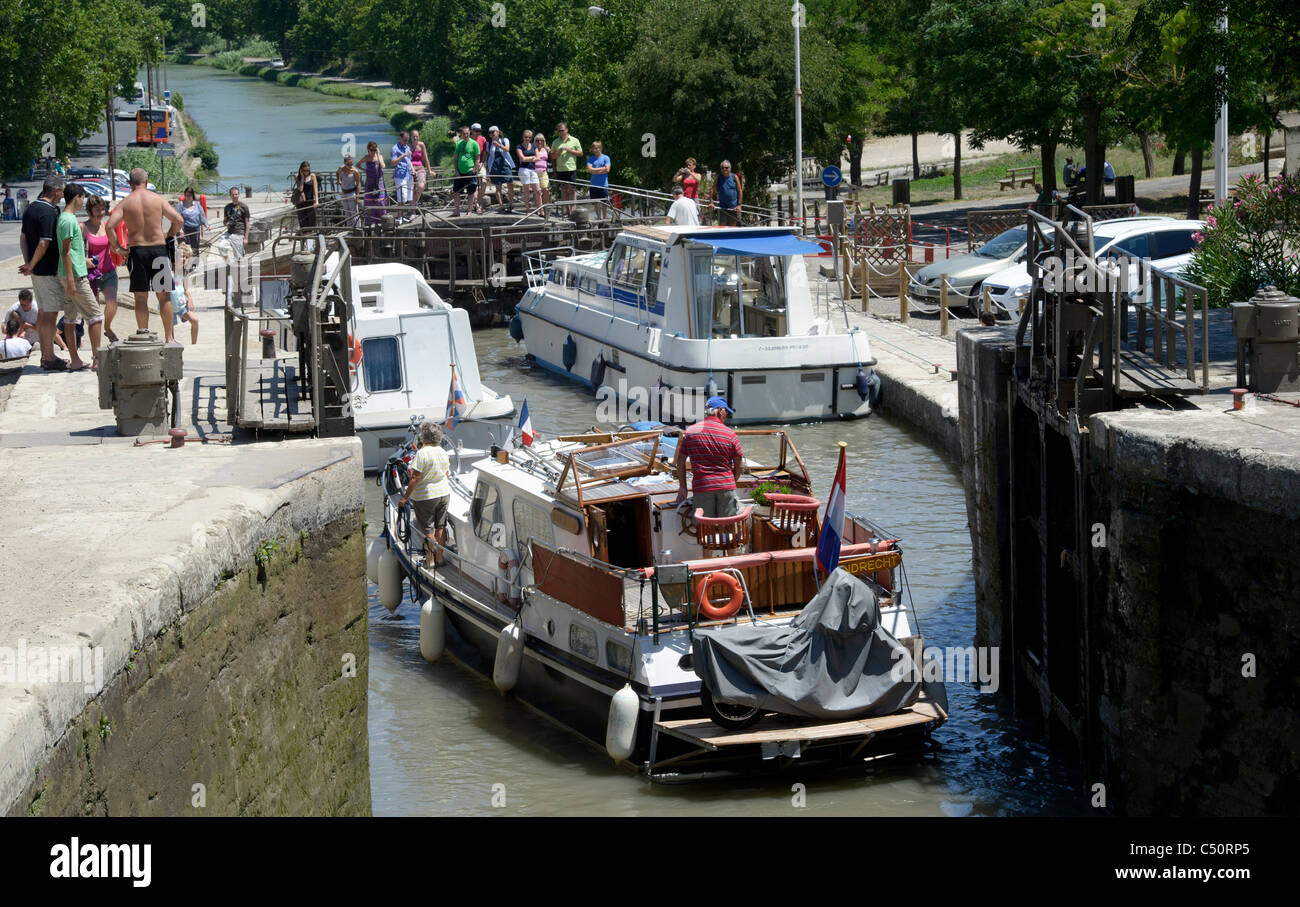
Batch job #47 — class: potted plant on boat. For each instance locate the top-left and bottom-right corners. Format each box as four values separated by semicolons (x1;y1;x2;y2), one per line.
749;480;792;519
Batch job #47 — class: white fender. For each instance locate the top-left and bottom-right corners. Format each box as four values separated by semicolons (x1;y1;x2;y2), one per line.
377;548;403;612
606;683;639;763
366;536;385;585
492;621;525;693
419;595;445;663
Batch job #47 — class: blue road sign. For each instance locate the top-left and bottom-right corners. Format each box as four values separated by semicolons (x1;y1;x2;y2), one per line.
822;165;842;187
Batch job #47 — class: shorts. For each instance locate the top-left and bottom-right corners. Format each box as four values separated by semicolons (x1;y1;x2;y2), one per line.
411;496;449;538
539;172;550;191
31;273;66;314
719;208;741;226
693;489;738;519
128;244;173;294
554;170;576;184
519;169;539;186
97;269;118;299
63;276;103;321
590;186;608;200
453;175;476;195
490;171;513;185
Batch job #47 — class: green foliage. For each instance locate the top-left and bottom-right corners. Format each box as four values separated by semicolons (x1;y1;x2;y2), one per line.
255;537;282;567
0;0;160;178
98;715;112;740
118;147;187;189
1183;172;1300;305
750;481;793;506
193;140;220;170
171;91;184;110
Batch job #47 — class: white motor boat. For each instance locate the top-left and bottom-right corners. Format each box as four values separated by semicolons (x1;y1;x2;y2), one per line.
349;262;514;469
511;226;879;424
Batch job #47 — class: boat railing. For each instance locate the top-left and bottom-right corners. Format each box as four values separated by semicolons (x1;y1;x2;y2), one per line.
523;246;579;290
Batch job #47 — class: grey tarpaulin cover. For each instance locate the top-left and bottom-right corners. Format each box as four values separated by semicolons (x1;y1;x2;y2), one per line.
691;568;921;720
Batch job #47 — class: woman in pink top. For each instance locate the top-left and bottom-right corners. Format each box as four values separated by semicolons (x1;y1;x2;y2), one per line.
82;197;119;342
410;129;428;205
533;134;551;207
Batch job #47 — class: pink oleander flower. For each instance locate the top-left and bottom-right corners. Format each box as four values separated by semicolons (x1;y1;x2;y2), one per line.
1206;214;1217;227
1192;232;1204;244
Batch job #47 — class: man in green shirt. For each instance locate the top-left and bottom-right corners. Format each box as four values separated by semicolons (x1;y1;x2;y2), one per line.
451;124;482;217
552;122;583;209
56;184;102;370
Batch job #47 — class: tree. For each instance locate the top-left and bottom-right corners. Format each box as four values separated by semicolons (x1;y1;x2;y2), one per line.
0;0;158;178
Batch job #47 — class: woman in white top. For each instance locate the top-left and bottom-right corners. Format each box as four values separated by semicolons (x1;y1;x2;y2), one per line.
337;154;363;228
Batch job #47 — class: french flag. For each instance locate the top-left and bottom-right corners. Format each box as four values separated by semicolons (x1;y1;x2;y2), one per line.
518;398;535;446
816;442;847;573
444;366;468;431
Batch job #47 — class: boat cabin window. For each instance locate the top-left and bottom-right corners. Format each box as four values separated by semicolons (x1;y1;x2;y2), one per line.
512;498;554;549
608;242;647;294
691;253;788;339
471;481;505;547
644;251;662;305
361;337;402;392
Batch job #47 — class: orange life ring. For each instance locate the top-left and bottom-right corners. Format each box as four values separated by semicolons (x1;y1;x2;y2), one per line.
697;571;743;621
348;335;362;380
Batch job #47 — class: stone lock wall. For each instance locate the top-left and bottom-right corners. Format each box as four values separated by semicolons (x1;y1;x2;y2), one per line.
9;514;370;817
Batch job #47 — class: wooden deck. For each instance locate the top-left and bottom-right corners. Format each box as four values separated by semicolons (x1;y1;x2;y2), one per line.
240;357;316;431
656;688;947;750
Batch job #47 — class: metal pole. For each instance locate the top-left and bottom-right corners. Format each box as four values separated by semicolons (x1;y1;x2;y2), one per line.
106;88;117;202
794;8;804;235
1213;13;1228;202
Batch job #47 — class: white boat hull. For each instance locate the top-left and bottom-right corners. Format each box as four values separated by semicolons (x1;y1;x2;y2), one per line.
517;305;874;424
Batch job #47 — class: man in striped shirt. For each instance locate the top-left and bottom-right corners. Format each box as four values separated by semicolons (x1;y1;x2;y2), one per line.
673;396;744;518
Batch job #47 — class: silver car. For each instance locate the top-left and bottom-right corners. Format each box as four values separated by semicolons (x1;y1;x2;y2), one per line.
909;226;1027;310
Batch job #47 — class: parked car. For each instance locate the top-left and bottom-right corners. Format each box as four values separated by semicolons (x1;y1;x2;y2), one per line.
69;179;112;199
982;217;1205;318
909;225;1027;310
269;57;286;69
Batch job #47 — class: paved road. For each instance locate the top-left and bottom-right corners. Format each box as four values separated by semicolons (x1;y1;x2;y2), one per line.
0;114;183;262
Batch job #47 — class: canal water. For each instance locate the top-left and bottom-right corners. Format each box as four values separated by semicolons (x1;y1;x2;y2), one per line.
179;64;1084;815
162;65;398;193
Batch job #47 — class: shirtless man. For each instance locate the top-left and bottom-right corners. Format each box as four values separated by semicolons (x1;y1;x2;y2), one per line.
107;168;183;342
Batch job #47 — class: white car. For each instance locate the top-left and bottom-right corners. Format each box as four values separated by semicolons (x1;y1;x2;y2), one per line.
982;217;1206;318
269;57;286;69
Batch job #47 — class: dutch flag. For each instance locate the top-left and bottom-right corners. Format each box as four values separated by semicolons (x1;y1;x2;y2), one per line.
518;398;535;446
444;365;468;431
816;442;847;573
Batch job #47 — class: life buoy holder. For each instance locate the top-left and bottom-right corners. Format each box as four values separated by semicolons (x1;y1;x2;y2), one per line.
697;571;743;621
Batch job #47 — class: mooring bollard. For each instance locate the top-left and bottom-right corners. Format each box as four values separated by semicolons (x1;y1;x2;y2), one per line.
940;274;950;337
169;428;187;448
1231;388;1248;411
260;329;276;359
983;285;993;316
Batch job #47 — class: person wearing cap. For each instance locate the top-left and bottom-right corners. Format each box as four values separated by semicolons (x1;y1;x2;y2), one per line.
666;184;699;226
673;395;744;519
486;126;515;211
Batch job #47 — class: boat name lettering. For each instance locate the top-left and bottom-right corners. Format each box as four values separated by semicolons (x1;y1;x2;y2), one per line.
841;552;902;573
757;343;809;352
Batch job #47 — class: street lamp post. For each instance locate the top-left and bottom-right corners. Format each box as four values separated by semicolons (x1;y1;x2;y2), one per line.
1214;13;1228;202
794;7;803;234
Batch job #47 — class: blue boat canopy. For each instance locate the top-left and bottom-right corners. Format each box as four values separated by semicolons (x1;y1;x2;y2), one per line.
688;233;824;257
